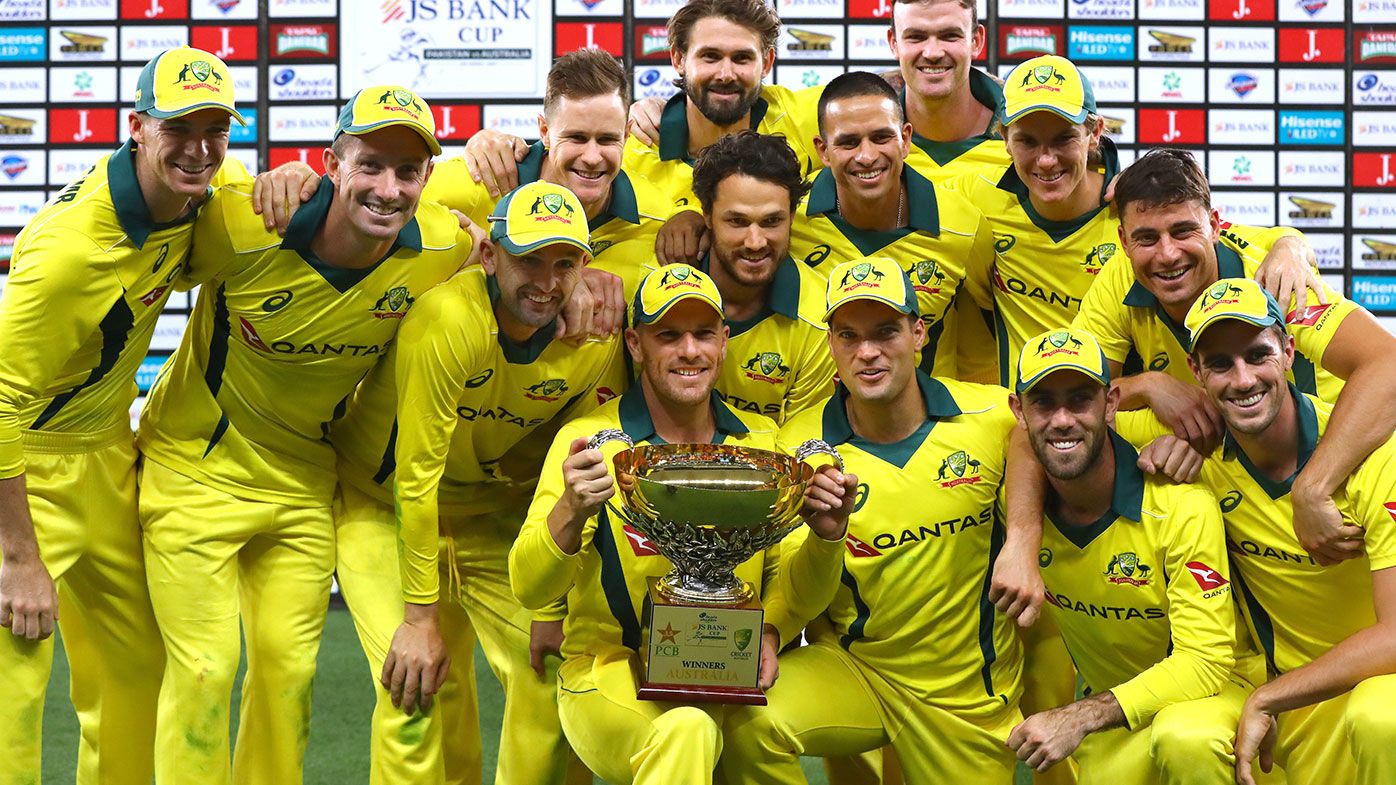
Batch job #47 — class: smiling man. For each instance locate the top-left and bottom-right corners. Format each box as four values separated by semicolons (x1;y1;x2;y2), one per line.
0;46;245;785
135;86;477;785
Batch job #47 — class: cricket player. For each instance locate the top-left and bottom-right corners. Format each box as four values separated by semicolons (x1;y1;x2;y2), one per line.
135;86;475;785
1177;281;1396;785
721;256;1025;783
786;70;995;381
1008;328;1256;784
0;46;245;785
331;180;626;785
510;264;855;785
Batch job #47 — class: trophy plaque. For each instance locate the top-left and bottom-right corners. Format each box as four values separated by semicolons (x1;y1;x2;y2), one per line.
588;431;839;705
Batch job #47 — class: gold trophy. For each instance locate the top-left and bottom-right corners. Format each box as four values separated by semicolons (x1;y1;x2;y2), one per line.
588;430;840;705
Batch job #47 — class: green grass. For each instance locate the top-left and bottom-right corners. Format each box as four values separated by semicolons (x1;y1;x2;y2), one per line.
41;608;1030;783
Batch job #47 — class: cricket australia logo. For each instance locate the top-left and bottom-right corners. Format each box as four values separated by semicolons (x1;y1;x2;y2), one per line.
1022;64;1067;92
524;378;569;402
741;352;790;384
911;260;945;295
530;192;575;223
658;266;701;290
176;60;223;92
937;450;983;488
371;286;414;319
1083;243;1115;276
1201;281;1244;312
839;261;884;290
1105;552;1152;587
1037;331;1084;358
378;88;425;118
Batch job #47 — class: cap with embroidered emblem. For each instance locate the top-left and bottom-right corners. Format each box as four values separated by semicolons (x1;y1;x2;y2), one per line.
633;264;724;325
488;181;591;256
1184;278;1286;352
133;47;245;126
336;86;441;156
822;256;919;322
1016;328;1111;393
1001;55;1096;126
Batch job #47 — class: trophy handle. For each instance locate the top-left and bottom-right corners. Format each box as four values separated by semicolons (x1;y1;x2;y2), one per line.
794;439;843;471
587;429;634;451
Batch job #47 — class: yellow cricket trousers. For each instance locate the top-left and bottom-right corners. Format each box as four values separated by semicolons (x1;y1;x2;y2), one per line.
1272;672;1396;784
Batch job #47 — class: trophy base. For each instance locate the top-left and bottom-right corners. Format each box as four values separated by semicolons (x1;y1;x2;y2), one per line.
639;578;765;705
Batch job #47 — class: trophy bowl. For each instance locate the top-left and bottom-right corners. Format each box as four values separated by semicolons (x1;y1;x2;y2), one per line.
609;442;813;605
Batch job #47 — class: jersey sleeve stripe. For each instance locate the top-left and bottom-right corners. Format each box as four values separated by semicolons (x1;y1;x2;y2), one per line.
31;297;134;430
203;284;231;397
837;565;873;650
372;419;397;485
917;316;948;377
974;523;1006;697
594;508;644;651
1292;353;1318;396
203;413;230;457
1233;568;1278;674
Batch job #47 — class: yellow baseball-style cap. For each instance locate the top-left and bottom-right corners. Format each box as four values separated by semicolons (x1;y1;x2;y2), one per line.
336;86;441;156
1001;55;1097;126
822;256;919;322
1184;278;1286;352
133;47;245;126
489;181;591;256
633;264;724;325
1016;328;1111;393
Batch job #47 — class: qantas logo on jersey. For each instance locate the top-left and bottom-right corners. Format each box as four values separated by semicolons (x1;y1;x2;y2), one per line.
1083;243;1116;275
237;317;390;356
239;317;273;352
623;524;662;556
1186;561;1230;593
715;391;780;417
911;259;946;294
371;286;414;319
936;450;983;487
1287;303;1333;327
991;268;1085;311
1044;590;1166;621
1104;551;1152;586
454;404;546;428
595;386;619;405
138;285;170;306
867;508;993;550
844;533;881;557
741;352;790;384
524;378;569;402
1227;537;1317;566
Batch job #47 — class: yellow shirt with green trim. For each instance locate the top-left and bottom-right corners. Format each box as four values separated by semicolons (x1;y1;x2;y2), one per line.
621;84;822;214
424;143;667;296
1072;224;1354;401
136;177;472;506
658;255;836;424
777;372;1023;717
0;142;247;477
1195;387;1396;675
954;139;1124;388
1039;429;1239;730
900;70;1014;387
511;388;843;683
332;266;626;604
789;166;994;381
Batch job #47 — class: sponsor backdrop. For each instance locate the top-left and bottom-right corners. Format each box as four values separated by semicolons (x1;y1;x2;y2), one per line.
1;0;1395;384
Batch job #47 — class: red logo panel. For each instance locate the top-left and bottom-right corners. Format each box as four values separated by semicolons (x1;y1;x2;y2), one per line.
622;525;662;557
121;0;190;19
844;534;881;558
190;26;258;62
1278;28;1345;64
849;0;893;19
1207;0;1274;20
270;24;337;59
49;109;119;145
269;147;326;174
999;25;1063;59
430;104;481;141
1385;502;1396;525
633;25;671;62
555;22;623;57
1186;562;1228;591
1355;153;1396;189
1138;109;1205;145
1287;303;1332;326
1356;32;1396;64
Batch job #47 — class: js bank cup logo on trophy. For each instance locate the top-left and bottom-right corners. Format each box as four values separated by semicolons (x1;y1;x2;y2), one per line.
588;430;841;705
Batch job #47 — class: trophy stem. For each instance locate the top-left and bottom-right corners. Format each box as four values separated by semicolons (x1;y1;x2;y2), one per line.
655;571;755;606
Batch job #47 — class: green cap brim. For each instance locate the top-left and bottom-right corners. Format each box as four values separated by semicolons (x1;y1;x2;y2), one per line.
1186;313;1282;352
1016;364;1110;394
145;103;247;127
1004;104;1090;127
494;234;591;257
338;118;442;156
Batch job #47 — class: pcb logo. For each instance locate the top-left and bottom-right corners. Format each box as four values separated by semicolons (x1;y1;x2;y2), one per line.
839;261;884;289
937;450;983;488
1200;281;1244;312
372;286;414;319
741;352;790;384
1082;243;1115;275
1037;331;1083;357
524;378;569;402
1105;552;1152;586
911;260;945;294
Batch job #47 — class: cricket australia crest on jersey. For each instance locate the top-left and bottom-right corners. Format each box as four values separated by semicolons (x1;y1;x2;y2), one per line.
910;259;946;294
372;285;414;319
1083;243;1116;276
523;378;569;402
741;351;790;384
1104;551;1152;586
937;450;983;488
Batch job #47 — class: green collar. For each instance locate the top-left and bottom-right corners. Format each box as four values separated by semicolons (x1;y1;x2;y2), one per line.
522;141;640;230
1047;430;1146;549
108;139;203;249
616;386;749;445
804;165;941;251
994;137;1121;243
1121;241;1245;349
1223;384;1319;500
486;274;556;362
820;370;961;447
280;177;424;292
657;90;771;163
517;140;546;185
697;254;801;333
903;69;1004;166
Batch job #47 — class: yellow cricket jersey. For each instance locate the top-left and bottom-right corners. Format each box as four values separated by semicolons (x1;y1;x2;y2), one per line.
954;140;1124;388
332;266;627;604
136;177;472;506
1197;387;1396;675
1039;429;1239;730
424;144;667;295
1072;224;1354;400
674;255;836;424
510;388;844;682
621;84;822;214
776;373;1023;717
0;143;247;477
789;166;995;381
